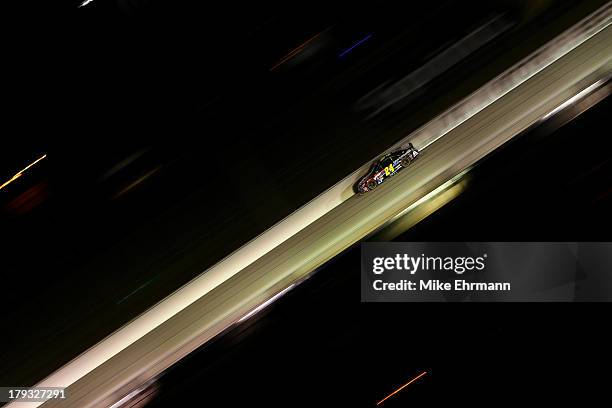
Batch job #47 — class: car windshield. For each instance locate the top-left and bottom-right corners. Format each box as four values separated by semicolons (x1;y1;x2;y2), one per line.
380;155;393;166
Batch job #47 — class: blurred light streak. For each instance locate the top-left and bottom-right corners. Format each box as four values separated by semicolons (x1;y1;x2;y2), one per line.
372;169;471;241
0;173;22;191
357;14;513;117
78;0;94;7
0;154;46;191
406;2;612;150
376;371;428;406
237;283;295;323
540;76;609;121
270;32;321;71
5;181;48;214
338;33;372;58
108;378;158;408
99;147;151;182
112;166;161;199
116;279;156;305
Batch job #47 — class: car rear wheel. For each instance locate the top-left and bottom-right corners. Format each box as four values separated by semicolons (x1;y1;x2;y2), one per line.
367;180;377;190
401;158;411;167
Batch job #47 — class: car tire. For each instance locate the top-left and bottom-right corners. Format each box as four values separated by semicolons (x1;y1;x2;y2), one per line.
367;181;377;190
401;158;411;167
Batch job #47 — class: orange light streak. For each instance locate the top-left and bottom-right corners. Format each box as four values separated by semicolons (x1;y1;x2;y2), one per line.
376;371;428;406
269;32;321;71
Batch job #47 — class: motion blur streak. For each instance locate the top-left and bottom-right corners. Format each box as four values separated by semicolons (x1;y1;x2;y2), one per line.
0;173;22;191
338;33;373;58
376;371;428;406
269;32;322;71
78;0;94;8
11;5;611;408
411;2;612;151
541;76;610;121
98;147;151;182
358;14;514;117
0;154;46;191
112;166;161;199
237;283;295;323
372;169;471;242
107;379;157;408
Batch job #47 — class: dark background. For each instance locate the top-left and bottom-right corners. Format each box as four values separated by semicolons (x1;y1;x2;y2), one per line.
0;0;610;406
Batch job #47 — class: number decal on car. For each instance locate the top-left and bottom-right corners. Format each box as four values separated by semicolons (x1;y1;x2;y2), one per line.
384;164;395;176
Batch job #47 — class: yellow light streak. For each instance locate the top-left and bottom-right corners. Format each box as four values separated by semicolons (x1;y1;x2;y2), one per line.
0;154;47;191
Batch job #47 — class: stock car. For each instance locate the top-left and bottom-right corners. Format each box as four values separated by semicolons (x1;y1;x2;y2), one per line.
355;143;420;194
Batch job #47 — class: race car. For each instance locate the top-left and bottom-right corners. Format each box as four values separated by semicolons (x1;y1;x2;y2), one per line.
355;143;420;194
